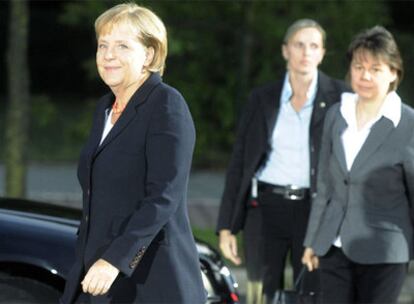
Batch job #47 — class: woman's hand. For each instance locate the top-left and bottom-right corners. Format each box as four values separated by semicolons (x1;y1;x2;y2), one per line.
219;229;242;265
302;247;319;271
81;259;120;296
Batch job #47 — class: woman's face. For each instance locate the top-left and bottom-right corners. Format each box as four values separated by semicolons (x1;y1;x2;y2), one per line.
350;50;397;103
282;27;325;76
96;23;151;92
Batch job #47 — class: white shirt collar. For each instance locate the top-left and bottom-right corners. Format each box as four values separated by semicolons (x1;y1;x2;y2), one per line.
340;91;401;128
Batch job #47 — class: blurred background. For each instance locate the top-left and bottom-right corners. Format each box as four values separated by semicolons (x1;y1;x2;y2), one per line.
0;0;414;300
1;0;414;169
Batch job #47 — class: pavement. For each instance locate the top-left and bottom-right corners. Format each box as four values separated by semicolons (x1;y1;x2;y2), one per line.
0;163;413;302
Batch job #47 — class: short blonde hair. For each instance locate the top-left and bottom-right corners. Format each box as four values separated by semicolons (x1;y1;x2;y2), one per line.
95;3;167;75
283;19;326;47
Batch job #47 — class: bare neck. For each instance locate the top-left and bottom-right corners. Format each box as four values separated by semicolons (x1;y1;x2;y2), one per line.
112;73;150;106
355;97;385;130
288;71;315;112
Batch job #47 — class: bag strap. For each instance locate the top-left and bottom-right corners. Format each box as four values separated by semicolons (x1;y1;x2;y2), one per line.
293;265;307;291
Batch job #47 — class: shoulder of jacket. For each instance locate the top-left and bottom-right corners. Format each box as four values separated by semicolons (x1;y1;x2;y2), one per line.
94;92;113;112
148;83;191;117
326;102;341;120
318;71;349;90
97;91;113;103
150;82;186;103
246;80;283;111
401;102;414;121
251;80;282;95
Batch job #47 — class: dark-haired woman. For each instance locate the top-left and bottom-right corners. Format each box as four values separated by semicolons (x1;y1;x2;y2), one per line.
302;26;414;303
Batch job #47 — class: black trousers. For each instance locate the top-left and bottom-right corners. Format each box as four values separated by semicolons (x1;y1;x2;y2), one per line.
75;292;90;303
243;207;264;281
259;190;319;299
319;246;407;304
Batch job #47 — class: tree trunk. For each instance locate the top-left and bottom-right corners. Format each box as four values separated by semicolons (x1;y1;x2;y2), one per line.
5;0;30;197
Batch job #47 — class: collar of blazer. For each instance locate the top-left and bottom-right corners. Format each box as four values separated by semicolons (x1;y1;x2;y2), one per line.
332;108;395;175
261;71;336;142
93;72;162;156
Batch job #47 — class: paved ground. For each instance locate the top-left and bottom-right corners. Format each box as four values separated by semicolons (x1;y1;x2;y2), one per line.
0;163;413;302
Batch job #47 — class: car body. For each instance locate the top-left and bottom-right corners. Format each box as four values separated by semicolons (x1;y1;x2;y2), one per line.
0;198;240;303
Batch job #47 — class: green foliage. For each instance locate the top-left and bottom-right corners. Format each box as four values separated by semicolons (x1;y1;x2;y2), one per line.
49;0;412;166
29;95;95;161
31;95;58;128
58;1;108;27
192;227;219;251
192;227;244;267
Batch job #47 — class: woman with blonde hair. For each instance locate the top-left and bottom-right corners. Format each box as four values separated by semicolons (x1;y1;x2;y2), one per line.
61;3;205;303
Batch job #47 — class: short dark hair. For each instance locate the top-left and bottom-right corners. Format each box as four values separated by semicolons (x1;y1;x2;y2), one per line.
346;26;403;91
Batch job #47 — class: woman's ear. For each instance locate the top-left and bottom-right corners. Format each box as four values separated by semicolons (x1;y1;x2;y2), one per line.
144;47;155;67
390;68;397;83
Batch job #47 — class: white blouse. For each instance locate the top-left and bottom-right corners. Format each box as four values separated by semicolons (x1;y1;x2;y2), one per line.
99;109;114;146
333;91;401;248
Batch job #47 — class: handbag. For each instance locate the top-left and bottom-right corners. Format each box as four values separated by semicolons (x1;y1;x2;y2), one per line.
272;266;318;304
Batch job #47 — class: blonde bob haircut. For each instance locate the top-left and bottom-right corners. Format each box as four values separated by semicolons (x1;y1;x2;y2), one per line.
95;3;167;75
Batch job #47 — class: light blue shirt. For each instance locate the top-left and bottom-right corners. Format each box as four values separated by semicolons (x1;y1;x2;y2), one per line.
257;72;318;187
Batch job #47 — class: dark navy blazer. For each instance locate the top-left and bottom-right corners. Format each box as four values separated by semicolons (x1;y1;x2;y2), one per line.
61;73;206;303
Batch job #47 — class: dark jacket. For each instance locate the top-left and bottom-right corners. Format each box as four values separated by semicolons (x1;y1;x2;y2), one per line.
61;73;205;304
217;71;349;234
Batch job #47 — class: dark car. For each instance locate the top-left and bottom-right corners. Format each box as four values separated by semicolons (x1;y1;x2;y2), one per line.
0;198;240;304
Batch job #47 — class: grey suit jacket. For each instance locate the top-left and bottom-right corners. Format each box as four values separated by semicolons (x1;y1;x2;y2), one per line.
304;101;414;264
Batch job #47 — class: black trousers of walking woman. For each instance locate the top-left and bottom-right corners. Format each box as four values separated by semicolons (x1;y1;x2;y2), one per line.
318;246;407;304
260;189;319;301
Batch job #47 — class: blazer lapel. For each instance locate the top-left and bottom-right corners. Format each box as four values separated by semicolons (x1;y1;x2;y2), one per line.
263;80;283;141
350;117;394;173
332;113;348;174
94;72;162;157
311;72;336;129
95;105;137;156
86;95;113;161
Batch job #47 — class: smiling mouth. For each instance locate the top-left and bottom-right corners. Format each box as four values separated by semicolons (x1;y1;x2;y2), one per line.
104;67;121;71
